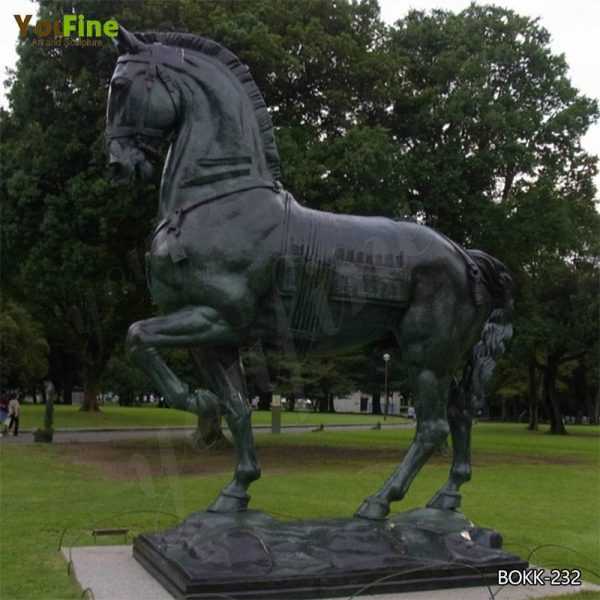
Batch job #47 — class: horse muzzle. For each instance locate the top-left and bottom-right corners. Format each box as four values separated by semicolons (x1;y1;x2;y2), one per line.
107;138;153;182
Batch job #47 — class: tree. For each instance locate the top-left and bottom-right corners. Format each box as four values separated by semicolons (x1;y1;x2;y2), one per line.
385;5;598;246
1;0;395;416
0;0;175;410
100;347;152;406
301;355;362;412
2;0;597;429
0;299;49;389
385;5;599;433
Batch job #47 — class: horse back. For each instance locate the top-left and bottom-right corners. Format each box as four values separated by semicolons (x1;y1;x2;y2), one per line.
272;194;471;350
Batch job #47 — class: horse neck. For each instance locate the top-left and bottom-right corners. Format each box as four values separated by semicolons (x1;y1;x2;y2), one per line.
158;70;271;219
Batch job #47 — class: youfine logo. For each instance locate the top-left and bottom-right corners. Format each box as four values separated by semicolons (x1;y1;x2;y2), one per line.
14;14;118;39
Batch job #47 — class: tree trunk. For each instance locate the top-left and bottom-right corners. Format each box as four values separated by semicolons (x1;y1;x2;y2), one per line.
527;359;539;431
119;390;134;406
372;391;382;415
44;392;54;431
62;368;74;405
327;392;335;413
80;368;101;412
543;361;567;435
593;386;600;426
191;414;232;450
574;363;593;424
287;395;296;412
258;391;272;411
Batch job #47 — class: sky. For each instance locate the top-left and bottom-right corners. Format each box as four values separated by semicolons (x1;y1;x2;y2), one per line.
1;0;599;186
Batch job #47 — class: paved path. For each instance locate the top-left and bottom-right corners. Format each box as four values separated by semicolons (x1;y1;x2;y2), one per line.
1;422;414;444
64;545;600;600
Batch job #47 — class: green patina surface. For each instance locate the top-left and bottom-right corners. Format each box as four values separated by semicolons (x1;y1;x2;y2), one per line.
105;26;514;520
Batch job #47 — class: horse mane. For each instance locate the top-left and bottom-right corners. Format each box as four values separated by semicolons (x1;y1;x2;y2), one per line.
136;31;281;181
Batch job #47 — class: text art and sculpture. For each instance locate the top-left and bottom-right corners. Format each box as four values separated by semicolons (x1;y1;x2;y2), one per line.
106;26;526;599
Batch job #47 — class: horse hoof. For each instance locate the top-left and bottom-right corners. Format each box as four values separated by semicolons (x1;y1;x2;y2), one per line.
207;492;250;513
426;490;461;511
354;497;389;520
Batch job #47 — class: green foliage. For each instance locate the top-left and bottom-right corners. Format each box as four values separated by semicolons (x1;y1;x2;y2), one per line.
274;353;362;399
516;259;599;362
100;346;153;404
0;299;49;387
385;5;598;246
1;0;164;406
381;4;599;425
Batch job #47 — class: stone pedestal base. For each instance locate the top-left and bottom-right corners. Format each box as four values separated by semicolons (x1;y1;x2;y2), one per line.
133;508;527;599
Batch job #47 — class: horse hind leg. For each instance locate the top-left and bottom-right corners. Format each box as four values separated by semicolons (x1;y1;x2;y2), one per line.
355;365;450;520
427;376;473;511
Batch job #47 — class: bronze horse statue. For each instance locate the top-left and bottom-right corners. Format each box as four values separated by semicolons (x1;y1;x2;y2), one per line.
106;27;513;520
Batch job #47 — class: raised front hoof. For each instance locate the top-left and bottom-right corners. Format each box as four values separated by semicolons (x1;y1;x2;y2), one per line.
354;497;390;521
207;492;250;514
426;490;461;511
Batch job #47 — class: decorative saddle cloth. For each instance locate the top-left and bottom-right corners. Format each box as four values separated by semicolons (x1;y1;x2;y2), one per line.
275;193;411;342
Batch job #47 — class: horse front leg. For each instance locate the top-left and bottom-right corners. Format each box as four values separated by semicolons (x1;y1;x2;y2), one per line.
126;307;235;418
125;306;259;513
355;367;450;520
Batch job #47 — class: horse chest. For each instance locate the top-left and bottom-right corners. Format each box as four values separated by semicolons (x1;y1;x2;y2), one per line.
148;233;242;307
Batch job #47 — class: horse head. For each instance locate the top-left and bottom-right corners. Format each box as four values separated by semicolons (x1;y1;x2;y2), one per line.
106;27;281;197
106;25;181;181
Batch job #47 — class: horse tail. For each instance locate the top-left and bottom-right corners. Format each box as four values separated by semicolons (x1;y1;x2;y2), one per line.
460;249;514;411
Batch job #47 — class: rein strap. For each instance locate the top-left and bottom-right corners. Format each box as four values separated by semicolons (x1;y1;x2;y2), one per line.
154;182;278;263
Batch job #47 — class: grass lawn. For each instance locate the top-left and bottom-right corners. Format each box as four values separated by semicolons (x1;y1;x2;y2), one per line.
0;422;598;600
257;421;600;456
19;403;408;430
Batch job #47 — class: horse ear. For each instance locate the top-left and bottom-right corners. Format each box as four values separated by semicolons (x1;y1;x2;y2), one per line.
113;24;145;54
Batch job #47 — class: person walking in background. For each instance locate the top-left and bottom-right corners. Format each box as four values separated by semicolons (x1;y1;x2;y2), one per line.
7;394;21;436
0;394;9;436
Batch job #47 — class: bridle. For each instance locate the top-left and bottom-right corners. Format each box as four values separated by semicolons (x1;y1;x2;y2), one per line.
106;44;183;144
107;42;280;264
